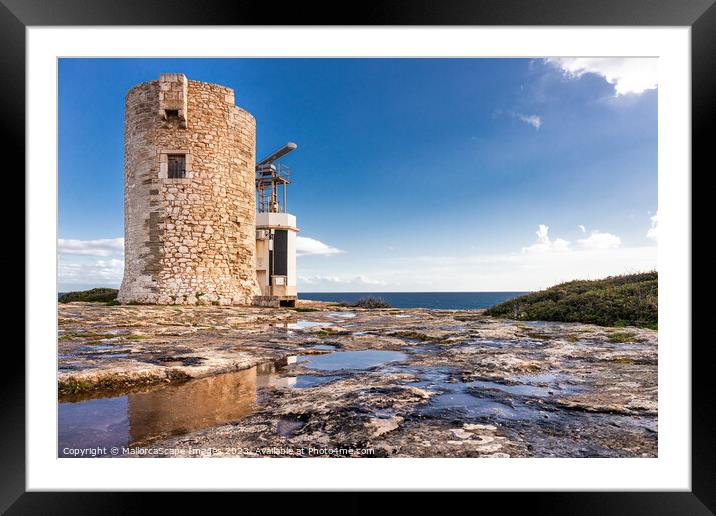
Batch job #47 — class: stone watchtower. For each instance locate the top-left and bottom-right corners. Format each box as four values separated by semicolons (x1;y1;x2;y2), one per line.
118;73;261;305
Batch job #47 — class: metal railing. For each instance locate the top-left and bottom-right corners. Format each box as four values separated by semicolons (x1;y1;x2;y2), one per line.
256;162;291;213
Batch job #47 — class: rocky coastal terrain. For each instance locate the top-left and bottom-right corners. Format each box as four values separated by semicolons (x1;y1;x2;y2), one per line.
58;301;657;458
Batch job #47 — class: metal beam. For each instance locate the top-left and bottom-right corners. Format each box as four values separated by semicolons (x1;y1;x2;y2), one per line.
257;142;297;167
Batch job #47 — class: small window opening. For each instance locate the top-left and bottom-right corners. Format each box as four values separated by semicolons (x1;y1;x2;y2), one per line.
167;154;186;179
165;109;179;119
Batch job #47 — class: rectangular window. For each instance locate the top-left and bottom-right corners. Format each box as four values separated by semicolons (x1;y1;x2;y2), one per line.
167;154;186;179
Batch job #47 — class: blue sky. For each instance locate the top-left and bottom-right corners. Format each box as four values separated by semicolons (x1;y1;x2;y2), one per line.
58;58;658;292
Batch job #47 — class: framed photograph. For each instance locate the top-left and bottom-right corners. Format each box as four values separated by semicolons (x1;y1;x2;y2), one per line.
10;0;711;511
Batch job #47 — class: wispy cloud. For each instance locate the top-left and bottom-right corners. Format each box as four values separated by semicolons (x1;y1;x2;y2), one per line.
58;238;124;257
646;211;658;242
375;219;656;291
578;224;586;233
59;235;345;258
59;258;124;286
296;236;343;256
307;217;656;292
545;57;657;96
380;246;657;292
515;113;542;129
298;274;385;290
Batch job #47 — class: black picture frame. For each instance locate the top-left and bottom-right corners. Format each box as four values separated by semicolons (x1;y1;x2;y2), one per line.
6;0;710;512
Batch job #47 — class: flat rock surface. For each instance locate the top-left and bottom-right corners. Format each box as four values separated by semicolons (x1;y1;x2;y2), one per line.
58;302;657;458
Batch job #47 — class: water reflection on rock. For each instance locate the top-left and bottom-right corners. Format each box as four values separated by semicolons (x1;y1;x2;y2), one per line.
59;363;285;456
297;350;408;371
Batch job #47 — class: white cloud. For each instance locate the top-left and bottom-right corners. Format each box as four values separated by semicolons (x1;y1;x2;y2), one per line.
522;225;621;254
58;238;124;257
578;224;586;233
546;57;657;96
522;224;570;254
515;113;541;129
577;230;621;250
295;236;343;256
59;257;124;287
379;223;654;291
298;274;386;291
58;235;343;259
646;211;659;242
382;246;656;292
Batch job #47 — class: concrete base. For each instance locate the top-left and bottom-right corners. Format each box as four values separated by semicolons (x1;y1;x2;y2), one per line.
253;295;280;308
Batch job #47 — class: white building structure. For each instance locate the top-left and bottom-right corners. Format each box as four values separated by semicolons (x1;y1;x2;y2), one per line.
254;143;299;306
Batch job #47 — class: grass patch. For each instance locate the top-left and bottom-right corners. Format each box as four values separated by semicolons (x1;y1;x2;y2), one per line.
58;370;192;399
120;334;147;341
83;340;109;346
453;314;486;322
59;331;117;341
485;272;657;328
608;332;640;343
59;288;119;303
389;330;442;342
59;378;94;396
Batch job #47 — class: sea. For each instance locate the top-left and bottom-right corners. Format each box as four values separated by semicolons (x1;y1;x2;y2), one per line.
298;292;527;310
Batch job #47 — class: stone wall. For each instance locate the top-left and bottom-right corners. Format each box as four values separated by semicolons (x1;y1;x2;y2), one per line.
118;73;261;305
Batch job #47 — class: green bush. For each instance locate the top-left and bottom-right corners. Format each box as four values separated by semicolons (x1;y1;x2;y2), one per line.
342;296;391;309
58;288;119;304
485;272;657;328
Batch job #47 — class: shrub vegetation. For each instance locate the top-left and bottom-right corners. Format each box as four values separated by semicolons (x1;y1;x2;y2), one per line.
341;296;392;309
58;288;119;304
484;272;657;329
